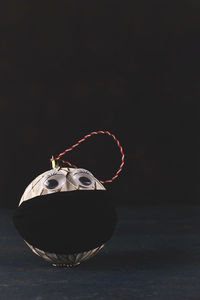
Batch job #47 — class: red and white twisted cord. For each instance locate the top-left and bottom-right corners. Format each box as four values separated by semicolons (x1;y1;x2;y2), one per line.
52;131;125;183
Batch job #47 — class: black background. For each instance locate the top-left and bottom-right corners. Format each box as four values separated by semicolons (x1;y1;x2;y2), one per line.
0;0;197;208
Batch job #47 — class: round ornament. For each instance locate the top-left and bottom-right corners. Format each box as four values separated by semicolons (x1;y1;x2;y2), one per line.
13;131;124;267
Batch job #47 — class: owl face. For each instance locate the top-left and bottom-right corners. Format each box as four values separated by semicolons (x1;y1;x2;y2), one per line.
19;167;105;206
14;166;116;266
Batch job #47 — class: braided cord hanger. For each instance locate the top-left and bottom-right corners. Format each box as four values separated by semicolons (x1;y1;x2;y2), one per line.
51;131;124;183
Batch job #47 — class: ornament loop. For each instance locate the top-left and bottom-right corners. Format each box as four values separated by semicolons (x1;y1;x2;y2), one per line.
51;156;61;169
50;131;125;183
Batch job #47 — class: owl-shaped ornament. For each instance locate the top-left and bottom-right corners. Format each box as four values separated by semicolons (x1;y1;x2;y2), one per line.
13;131;124;267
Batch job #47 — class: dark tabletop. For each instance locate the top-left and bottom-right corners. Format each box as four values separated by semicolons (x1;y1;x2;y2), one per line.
1;206;200;300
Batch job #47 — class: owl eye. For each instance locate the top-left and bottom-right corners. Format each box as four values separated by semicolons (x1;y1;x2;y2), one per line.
79;176;92;186
43;173;66;190
71;169;94;188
